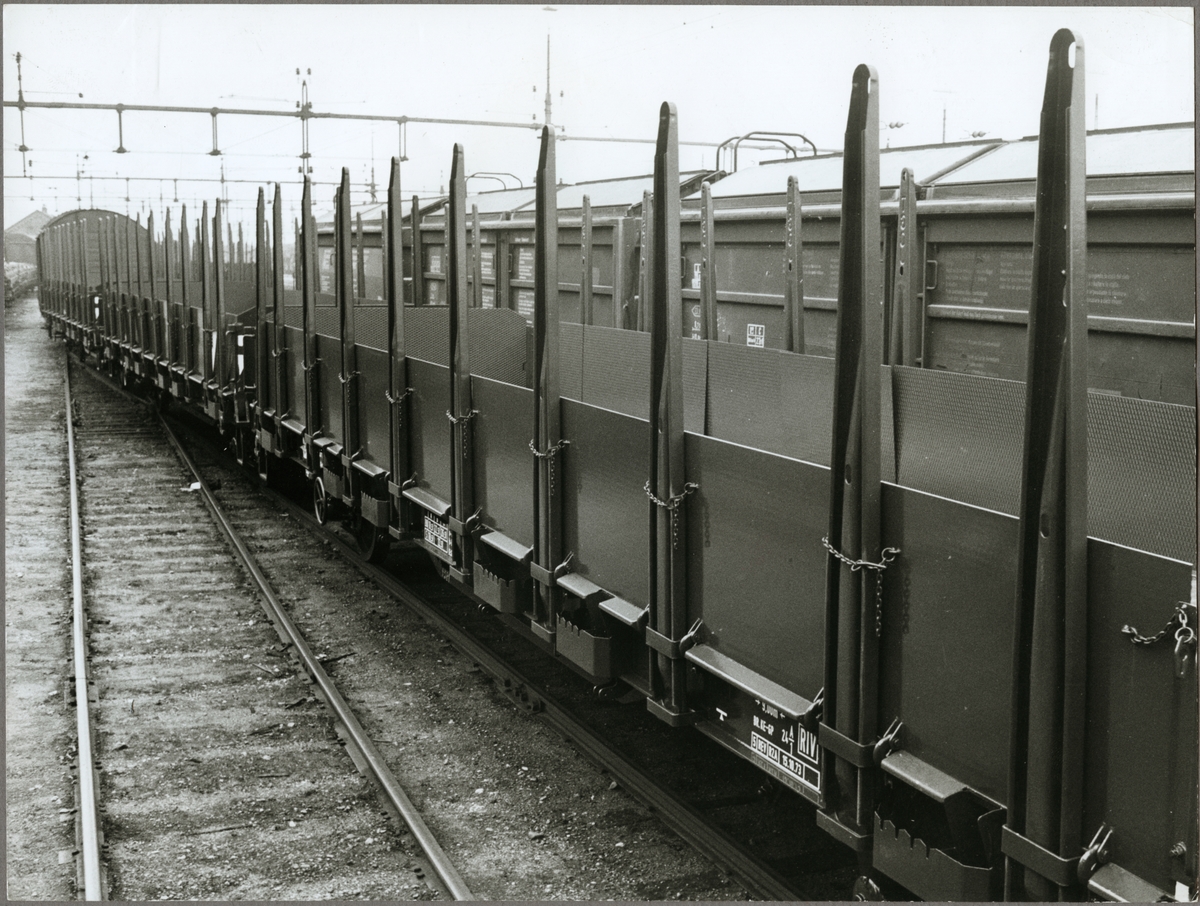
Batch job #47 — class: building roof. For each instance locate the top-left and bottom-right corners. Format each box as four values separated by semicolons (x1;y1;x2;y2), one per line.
5;208;52;239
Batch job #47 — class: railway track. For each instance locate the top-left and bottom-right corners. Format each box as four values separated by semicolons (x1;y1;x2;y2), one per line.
153;410;474;901
62;357;467;900
159;387;859;899
64;347;106;900
60;348;786;900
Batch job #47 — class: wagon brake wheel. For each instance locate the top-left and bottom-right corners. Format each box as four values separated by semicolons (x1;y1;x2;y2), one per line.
312;475;331;526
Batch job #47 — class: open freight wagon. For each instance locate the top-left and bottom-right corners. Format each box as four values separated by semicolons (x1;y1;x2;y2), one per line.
37;29;1196;903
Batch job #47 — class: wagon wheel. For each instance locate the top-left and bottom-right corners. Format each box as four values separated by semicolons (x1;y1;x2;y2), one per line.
354;514;391;564
254;438;271;485
232;427;249;467
312;475;331;526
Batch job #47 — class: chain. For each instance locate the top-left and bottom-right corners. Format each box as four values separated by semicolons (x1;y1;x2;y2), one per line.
385;386;414;405
529;438;570;459
444;408;478;425
822;536;900;637
531;439;570;498
1123;602;1196;677
1122;602;1192;645
337;370;359;385
645;481;699;550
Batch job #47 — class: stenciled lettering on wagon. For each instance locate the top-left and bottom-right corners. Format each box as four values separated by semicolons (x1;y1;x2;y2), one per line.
801;255;837;300
481;286;496;308
1087;270;1131;307
516;247;534;281
964;336;1002;367
516;288;535;319
941;247;1035;307
747;698;820;793
428;248;442;275
690;303;702;340
480;248;495;280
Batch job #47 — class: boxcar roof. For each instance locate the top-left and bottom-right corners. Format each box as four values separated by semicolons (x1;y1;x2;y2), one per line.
931;123;1195;185
700;141;998;199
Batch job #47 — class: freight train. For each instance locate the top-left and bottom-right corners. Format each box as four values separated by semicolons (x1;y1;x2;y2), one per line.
37;29;1196;902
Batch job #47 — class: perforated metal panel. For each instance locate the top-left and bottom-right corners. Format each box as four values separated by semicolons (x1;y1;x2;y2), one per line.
707;341;785;454
283;305;303;328
468;308;529;386
581;325;650;419
892;366;1196;563
1088;394;1196;563
355;305;388;352
407;306;450;366
560;321;583;401
779;354;834;466
880;365;897;484
892;366;1025;515
681;338;707;435
314;307;339;339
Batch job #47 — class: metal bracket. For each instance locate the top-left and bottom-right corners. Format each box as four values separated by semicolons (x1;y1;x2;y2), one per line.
529;553;573;588
1077;824;1114;885
799;687;824;732
873;717;904;765
1002;826;1079;889
644;619;704;659
818;722;874;769
447;508;481;538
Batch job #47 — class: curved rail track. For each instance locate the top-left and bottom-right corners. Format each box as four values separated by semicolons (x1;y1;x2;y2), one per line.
154;415;475;901
163;398;849;901
57;340;868;900
261;486;809;900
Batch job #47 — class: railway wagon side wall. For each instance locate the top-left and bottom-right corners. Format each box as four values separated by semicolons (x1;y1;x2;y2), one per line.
675;201;1194;405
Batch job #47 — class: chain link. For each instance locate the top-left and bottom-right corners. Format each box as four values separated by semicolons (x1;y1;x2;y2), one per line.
529;439;570;497
529;438;570;459
822;536;900;638
645;481;699;550
385;386;414;405
1122;602;1192;645
445;408;478;425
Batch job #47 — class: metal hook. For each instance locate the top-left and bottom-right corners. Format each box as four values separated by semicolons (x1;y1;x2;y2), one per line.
1174;624;1195;678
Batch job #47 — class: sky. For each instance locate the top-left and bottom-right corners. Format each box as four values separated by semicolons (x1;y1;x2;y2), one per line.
3;4;1194;231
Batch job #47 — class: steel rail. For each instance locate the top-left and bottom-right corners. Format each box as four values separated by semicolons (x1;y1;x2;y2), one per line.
248;480;803;901
80;353;798;899
153;415;475;902
63;352;105;900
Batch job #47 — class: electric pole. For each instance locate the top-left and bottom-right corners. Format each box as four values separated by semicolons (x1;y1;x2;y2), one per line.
544;36;553;127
